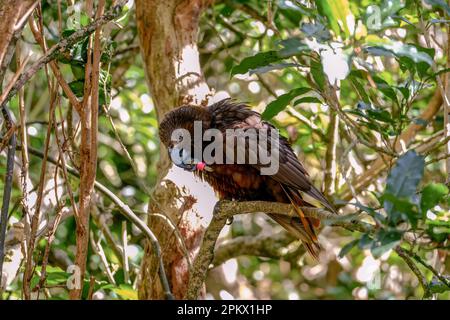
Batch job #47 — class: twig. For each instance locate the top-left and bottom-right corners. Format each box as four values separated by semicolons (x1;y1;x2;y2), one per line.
87;276;96;300
212;232;299;267
395;246;431;298
121;221;130;284
22;88;57;300
0;0;127;112
90;231;116;286
147;212;193;270
70;0;105;300
0;106;17;294
418;5;450;183
410;251;450;289
19;144;174;300
324;111;339;197
91;206;124;267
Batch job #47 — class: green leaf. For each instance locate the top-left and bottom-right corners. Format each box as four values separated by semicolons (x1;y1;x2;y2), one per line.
293;96;322;105
427;67;450;80
365;0;405;31
112;284;138;300
300;22;331;41
338;239;359;258
278;38;310;58
68;80;85;97
382;193;415;214
249;63;298;75
384;151;424;224
310;60;326;88
278;0;304;26
421;183;449;215
231;51;282;76
80;12;90;27
61;29;76;38
348;73;370;103
316;0;354;38
365;43;434;66
429;276;450;294
424;0;450;15
359;234;374;249
371;229;401;258
372;76;398;105
261;87;312;120
385;151;425;199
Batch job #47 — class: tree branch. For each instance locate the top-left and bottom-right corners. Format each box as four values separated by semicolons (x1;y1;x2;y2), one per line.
185;200;371;299
0;0;127;112
0;106;16;293
212;232;300;267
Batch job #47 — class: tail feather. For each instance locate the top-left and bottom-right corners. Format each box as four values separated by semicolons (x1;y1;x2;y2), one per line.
268;214;321;259
267;185;322;259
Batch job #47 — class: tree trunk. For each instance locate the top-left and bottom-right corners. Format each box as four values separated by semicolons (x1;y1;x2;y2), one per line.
135;0;216;299
0;0;37;81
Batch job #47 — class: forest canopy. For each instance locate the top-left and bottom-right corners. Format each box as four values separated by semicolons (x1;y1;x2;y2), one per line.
0;0;449;300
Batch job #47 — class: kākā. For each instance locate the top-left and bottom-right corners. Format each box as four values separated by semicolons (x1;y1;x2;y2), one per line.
158;99;335;258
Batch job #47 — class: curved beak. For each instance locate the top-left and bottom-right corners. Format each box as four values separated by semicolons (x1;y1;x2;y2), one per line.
168;146;196;171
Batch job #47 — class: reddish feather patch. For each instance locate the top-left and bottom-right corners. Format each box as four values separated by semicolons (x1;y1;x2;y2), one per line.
196;162;206;171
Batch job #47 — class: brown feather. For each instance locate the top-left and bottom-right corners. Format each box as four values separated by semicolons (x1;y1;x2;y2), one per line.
159;99;335;259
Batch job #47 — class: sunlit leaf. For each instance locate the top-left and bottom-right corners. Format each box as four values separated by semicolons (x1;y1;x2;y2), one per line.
112;285;138;300
249;63;298;75
261;87;312;120
231;51;281;76
316;0;354;38
365;42;434;66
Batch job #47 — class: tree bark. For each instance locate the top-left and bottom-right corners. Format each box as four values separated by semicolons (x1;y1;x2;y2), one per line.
135;0;215;299
0;0;37;82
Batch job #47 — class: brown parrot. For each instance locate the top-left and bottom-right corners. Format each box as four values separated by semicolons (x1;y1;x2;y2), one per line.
159;99;334;258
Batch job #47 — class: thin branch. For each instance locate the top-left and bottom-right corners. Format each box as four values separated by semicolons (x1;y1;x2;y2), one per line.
395;246;430;298
22;88;57;300
90;231;116;286
324;111;339;197
0;0;127;112
212;232;300;267
19;144;174;300
0;106;17;294
121;221;130;284
418;5;450;182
